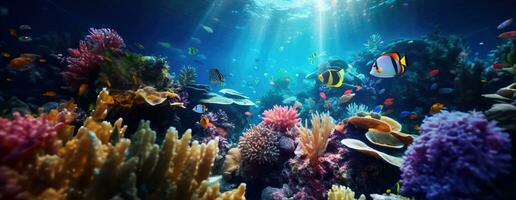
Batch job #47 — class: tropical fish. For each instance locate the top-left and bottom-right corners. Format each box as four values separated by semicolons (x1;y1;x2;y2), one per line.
39;58;47;63
157;41;171;49
383;109;393;115
188;47;199;55
372;105;383;113
430;83;439;90
309;52;319;64
9;29;17;37
378;88;386;94
19;24;31;30
293;101;302;109
209;68;224;84
134;43;145;50
429;103;445;115
282;96;297;104
78;84;88;96
202;25;214;33
492;63;509;71
498;31;516;39
399;111;411;118
319;92;327;100
355;85;363;91
340;93;355;104
344;89;353;95
370;52;407;78
438;88;454;94
383;98;394;106
200;116;210;129
42;91;57;97
18;36;32;42
428;69;439;77
409;113;418;119
244;111;252;116
1;51;10;58
192;104;208;113
497;18;513;30
318;69;345;87
9;55;36;70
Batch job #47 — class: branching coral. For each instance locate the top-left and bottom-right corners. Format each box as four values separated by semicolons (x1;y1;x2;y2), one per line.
0;89;246;200
297;112;335;165
363;33;383;54
327;185;365;200
64;28;125;90
262;105;300;132
400;111;512;199
239;124;280;165
178;65;198;86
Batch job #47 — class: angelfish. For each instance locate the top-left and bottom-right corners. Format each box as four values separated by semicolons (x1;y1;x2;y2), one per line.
370;52;407;78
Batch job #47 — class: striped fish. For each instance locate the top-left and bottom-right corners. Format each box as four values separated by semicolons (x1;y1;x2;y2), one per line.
209;68;224;84
370;52;407;78
188;47;199;55
318;69;345;88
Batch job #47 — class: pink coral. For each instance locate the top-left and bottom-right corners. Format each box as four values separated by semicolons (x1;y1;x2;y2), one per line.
262;105;300;132
63;28;125;89
0;113;59;167
239;124;280;165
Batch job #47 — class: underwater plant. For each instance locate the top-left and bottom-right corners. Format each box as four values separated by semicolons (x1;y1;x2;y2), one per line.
297;112;335;165
363;33;383;54
262;105;300;132
345;103;370;118
64;28;125;90
178;65;198;86
400;111;512;199
327;185;365;200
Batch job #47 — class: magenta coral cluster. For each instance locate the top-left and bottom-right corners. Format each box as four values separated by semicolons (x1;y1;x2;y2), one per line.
63;28;125;89
400;111;512;199
262;105;300;132
0;113;59;167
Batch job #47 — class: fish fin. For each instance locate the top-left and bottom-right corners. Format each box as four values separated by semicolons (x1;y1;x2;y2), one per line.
389;52;400;61
377;67;383;73
399;56;407;74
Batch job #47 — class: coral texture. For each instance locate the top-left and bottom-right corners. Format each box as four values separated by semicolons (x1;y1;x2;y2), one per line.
239;124;280;165
400;111;512;199
178;66;197;86
327;185;365;200
262;105;300;132
64;28;125;89
297;112;335;165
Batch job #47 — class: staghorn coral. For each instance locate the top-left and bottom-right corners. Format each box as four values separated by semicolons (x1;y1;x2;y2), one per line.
178;65;198;86
400;111;512;199
297;112;335;165
0;89;246;200
327;185;365;200
262;105;300;132
64;28;125;90
239;124;280;166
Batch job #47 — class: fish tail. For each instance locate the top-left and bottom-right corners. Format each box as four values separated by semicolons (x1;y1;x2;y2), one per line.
400;56;407;73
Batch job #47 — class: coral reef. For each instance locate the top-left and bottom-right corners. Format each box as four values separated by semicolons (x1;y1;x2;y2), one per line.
363;33;383;54
327;185;365;200
483;82;516;133
297;112;335;165
400;111;512;199
0;89;247;200
262;105;300;132
178;65;198;86
345;103;370;118
239;124;280;167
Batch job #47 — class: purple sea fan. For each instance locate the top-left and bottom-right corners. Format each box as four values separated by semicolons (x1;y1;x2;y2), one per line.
0;113;59;167
400;111;512;199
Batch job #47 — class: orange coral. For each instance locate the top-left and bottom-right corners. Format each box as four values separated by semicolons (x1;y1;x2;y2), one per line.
297;112;335;165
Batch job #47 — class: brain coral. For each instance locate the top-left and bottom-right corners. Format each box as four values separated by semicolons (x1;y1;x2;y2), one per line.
400;111;512;199
262;105;300;132
239;124;280;165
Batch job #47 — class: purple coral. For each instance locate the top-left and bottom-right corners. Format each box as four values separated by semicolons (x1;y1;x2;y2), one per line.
400;111;512;199
63;28;125;89
0;113;59;167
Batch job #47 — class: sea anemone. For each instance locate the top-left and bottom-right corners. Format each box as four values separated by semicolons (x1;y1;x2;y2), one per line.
178;65;197;86
0;113;59;167
345;103;370;118
239;124;280;165
64;28;125;89
400;111;512;199
262;105;300;132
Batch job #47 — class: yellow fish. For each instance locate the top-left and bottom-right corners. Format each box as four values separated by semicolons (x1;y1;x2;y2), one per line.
318;69;344;88
429;103;445;115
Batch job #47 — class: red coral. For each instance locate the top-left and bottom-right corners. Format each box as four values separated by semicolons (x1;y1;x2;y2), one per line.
63;28;125;89
0;113;59;168
262;105;300;132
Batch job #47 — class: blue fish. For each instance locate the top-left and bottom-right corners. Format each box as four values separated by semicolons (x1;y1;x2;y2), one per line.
399;111;411;118
378;88;386;94
192;104;207;113
438;88;454;94
372;105;383;113
430;83;438;90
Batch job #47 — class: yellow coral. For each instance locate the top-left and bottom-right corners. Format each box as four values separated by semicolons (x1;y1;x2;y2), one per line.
298;112;335;165
327;185;365;200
